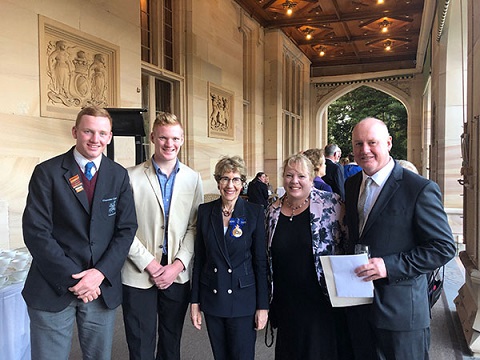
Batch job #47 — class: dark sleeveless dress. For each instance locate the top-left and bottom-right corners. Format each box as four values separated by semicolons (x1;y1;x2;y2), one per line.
271;209;341;360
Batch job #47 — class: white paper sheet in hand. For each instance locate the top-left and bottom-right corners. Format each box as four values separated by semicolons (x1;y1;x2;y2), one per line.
329;254;374;297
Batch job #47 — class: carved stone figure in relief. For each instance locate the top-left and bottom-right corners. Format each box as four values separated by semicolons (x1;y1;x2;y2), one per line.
222;97;230;128
48;40;73;96
71;51;90;98
209;93;229;133
44;37;112;109
89;53;107;104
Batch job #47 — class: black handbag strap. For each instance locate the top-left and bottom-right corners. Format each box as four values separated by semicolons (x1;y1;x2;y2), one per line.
264;318;275;348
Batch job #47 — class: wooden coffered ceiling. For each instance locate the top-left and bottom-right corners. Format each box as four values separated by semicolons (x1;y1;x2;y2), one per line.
234;0;427;78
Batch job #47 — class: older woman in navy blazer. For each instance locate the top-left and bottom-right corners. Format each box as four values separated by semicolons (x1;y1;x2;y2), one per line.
190;156;269;360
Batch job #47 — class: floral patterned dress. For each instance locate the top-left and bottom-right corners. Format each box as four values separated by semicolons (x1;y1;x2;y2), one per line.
266;187;350;360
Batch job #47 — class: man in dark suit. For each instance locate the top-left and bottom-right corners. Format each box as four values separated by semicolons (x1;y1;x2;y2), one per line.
22;106;138;360
247;171;269;208
344;117;456;359
322;143;345;200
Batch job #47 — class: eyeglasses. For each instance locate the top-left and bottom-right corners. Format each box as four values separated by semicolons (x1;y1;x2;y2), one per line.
219;177;243;186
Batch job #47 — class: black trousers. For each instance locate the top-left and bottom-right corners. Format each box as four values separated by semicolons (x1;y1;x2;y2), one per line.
204;313;257;360
374;327;430;360
345;305;377;360
122;282;190;360
346;305;430;360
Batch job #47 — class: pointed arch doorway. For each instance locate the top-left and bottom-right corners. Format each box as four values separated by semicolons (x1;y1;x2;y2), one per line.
311;78;423;173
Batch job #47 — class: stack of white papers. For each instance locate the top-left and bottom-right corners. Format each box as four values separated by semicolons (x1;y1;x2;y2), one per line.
320;254;374;307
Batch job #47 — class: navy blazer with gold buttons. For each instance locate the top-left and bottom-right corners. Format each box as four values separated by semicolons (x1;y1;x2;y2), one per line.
191;197;269;317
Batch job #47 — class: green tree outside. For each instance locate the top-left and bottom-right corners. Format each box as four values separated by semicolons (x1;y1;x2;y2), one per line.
327;86;407;160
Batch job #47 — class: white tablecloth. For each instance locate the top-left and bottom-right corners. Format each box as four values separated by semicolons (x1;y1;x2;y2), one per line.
0;282;30;360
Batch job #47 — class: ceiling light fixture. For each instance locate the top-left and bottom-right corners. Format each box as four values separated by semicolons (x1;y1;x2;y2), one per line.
318;46;326;56
303;28;314;40
380;19;391;33
384;40;392;51
282;0;297;16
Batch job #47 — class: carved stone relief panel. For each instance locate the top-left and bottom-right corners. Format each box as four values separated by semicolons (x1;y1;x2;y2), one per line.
208;83;234;140
39;16;120;120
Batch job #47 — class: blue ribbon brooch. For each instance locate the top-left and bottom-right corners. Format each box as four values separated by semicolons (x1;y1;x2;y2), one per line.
229;217;246;238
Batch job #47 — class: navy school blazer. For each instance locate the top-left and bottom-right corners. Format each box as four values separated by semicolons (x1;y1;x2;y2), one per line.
22;147;137;312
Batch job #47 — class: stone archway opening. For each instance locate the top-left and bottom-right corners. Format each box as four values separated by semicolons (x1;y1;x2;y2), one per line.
312;81;415;167
325;85;408;163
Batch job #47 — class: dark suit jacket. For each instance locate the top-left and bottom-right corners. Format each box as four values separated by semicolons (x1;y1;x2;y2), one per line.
345;161;456;331
191;197;269;318
22;147;137;312
247;179;269;208
323;158;345;200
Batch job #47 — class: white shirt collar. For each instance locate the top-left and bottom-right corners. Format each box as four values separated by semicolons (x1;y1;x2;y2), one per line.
73;148;102;173
361;157;394;188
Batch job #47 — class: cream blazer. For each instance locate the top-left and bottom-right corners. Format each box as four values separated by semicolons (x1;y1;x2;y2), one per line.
121;159;203;289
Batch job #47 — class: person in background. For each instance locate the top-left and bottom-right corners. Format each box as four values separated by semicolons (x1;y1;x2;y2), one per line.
190;156;268;360
344;117;456;359
322;144;345;200
303;148;333;192
397;159;419;174
266;153;350;360
265;174;274;196
340;157;350;166
22;106;138;360
122;113;203;360
343;153;362;180
247;171;269;208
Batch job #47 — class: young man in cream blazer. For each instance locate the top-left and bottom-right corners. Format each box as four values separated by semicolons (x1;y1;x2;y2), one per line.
122;113;203;360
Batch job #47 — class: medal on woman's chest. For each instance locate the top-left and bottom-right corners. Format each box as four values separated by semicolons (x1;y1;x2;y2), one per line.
229;217;246;238
232;225;243;238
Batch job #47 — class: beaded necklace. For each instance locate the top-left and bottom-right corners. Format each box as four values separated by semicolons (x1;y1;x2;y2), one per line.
284;196;309;221
222;207;233;217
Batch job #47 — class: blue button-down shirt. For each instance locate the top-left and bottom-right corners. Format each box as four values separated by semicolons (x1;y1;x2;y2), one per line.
152;157;180;255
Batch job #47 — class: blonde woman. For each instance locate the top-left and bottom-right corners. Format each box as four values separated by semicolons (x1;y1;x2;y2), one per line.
266;154;350;359
303;148;332;192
